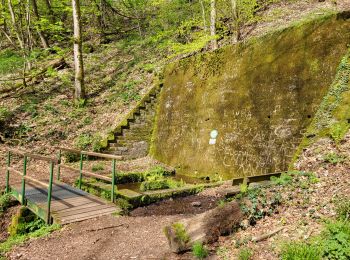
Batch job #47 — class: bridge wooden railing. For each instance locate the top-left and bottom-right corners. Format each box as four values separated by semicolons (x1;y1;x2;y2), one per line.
55;147;123;203
5;148;59;224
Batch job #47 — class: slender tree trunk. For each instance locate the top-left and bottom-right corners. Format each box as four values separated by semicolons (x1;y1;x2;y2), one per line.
210;0;217;50
231;0;240;42
30;0;49;48
199;0;207;33
8;0;24;49
1;0;8;33
72;0;85;100
44;0;53;16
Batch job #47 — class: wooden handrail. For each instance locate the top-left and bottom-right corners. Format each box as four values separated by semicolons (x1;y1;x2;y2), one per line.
8;148;59;164
59;164;112;182
24;175;49;188
81;151;123;160
55;146;123;160
7;167;23;177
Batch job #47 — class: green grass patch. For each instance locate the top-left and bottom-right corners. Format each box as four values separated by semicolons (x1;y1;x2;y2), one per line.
0;50;24;75
140;178;184;191
238;247;253;260
192;241;208;259
281;242;322;260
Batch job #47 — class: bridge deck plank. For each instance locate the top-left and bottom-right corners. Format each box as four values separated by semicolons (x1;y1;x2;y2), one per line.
11;182;120;224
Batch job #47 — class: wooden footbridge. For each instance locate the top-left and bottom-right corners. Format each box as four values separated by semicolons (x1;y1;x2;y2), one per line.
4;147;123;224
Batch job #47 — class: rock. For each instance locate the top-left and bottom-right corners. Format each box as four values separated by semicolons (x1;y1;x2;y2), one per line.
191;201;202;207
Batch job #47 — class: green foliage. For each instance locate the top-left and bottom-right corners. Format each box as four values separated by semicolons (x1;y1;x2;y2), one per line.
239;183;248;193
271;173;293;186
115;198;133;214
74;133;103;152
335;197;350;221
0;193;14;214
192;241;209;259
0;107;11;122
281;220;350;260
319;220;350;260
172;222;190;244
0;222;60;256
140;178;184;191
330;121;349;144
236;188;282;225
281;242;322;260
75;133;93;150
8;208;45;237
0;50;23;75
323;152;347;165
92;163;105;172
238;247;253;260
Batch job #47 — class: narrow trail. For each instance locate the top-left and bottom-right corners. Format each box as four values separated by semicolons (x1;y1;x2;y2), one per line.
5;187;225;260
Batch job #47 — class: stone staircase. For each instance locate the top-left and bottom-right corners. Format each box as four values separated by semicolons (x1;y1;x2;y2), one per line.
106;86;161;159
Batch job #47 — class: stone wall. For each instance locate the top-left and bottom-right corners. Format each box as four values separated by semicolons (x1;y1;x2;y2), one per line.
151;12;350;179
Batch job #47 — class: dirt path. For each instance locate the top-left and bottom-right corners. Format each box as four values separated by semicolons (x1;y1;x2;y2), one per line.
7;215;179;260
5;186;227;260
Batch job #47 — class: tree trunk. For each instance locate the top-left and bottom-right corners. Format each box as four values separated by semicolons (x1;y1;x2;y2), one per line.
72;0;85;100
164;201;242;253
231;0;240;42
210;0;217;50
199;0;207;33
8;0;24;49
30;0;49;48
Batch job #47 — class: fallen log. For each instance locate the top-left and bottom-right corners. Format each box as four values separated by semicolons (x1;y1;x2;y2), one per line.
164;201;242;253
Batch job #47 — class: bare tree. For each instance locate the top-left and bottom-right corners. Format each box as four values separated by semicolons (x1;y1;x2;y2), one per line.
210;0;217;50
72;0;85;100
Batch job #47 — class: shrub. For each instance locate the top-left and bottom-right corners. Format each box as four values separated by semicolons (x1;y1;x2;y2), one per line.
192;241;208;259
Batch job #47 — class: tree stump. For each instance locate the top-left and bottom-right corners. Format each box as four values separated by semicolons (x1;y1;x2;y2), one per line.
164;201;242;253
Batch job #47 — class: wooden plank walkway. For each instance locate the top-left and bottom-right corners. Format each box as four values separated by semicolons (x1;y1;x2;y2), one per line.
11;182;120;224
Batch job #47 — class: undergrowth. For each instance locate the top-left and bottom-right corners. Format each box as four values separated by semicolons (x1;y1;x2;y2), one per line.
0;208;60;257
192;241;209;259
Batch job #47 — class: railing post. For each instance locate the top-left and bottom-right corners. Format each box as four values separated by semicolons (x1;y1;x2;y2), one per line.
5;151;11;193
21;155;27;205
111;159;116;203
57;149;61;181
79;153;83;189
47;161;54;224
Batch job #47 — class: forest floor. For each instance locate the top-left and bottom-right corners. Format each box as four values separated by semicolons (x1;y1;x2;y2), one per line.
2;134;350;260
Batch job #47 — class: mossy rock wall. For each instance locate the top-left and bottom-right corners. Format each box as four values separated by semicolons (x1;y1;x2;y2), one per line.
151;12;350;180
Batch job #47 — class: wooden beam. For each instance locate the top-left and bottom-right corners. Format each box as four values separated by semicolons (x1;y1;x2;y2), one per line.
81;151;123;160
7;148;59;164
55;146;123;160
24;175;49;188
59;164;112;182
7;167;23;176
